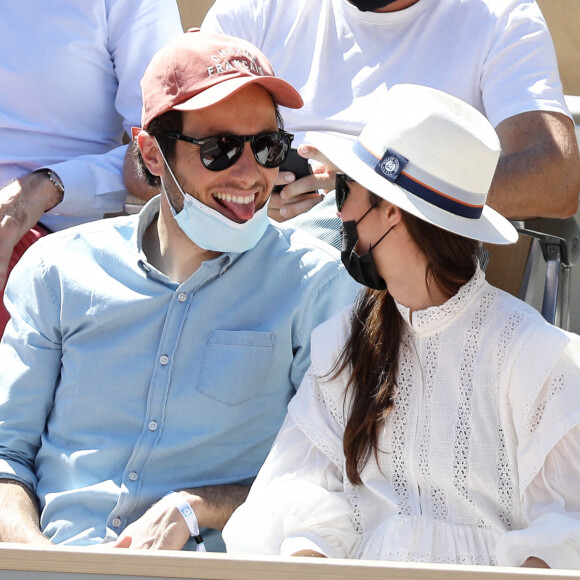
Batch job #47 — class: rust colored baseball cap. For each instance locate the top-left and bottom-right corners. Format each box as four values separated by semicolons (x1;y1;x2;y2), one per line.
140;28;303;128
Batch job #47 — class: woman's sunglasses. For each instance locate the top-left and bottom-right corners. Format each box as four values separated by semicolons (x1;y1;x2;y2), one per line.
164;130;294;172
335;172;355;211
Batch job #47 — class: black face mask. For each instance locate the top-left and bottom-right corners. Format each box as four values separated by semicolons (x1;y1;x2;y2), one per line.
347;0;399;12
340;207;394;290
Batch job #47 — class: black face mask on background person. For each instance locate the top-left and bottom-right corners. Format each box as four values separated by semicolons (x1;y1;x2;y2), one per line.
347;0;399;12
340;206;395;290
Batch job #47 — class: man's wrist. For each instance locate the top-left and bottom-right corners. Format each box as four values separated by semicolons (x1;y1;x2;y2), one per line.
31;169;65;208
165;492;206;552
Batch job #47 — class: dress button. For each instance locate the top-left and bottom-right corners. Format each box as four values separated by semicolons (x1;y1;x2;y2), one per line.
160;355;169;365
129;472;138;481
148;420;158;431
112;518;122;528
178;292;187;302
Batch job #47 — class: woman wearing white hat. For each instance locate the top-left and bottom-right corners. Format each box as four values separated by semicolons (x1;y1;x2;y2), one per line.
222;85;580;568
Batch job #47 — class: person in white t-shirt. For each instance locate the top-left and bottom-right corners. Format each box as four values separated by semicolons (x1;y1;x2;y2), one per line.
222;84;580;568
0;0;183;333
201;0;580;246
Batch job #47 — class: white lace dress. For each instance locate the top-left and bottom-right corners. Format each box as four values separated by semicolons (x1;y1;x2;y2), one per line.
223;270;580;568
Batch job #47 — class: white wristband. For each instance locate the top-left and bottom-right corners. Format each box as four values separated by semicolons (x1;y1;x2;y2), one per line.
167;492;206;552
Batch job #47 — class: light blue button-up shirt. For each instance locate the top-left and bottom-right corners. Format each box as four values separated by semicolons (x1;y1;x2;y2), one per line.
0;197;360;549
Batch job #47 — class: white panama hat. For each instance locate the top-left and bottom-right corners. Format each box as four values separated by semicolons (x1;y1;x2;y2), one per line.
308;84;518;245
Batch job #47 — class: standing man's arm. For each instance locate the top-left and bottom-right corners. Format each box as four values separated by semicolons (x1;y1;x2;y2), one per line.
0;480;51;545
0;173;63;291
489;110;580;219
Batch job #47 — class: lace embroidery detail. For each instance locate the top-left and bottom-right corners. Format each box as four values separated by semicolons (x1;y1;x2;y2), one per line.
418;334;448;520
453;291;493;500
529;373;566;434
392;337;413;516
344;478;363;535
495;309;520;529
497;310;525;381
497;428;514;529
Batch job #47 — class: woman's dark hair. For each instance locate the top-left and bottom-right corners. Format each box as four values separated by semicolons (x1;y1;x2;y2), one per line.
133;102;285;187
333;199;479;485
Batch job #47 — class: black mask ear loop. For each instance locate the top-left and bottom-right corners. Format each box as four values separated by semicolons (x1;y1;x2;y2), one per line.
366;223;396;253
355;203;395;254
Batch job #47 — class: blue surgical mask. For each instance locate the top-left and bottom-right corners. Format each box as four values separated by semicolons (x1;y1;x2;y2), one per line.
157;141;270;253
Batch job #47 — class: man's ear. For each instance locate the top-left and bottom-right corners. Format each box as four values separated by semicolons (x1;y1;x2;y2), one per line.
138;131;164;177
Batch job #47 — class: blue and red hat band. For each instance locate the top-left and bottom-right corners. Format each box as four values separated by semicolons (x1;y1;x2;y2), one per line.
352;141;484;220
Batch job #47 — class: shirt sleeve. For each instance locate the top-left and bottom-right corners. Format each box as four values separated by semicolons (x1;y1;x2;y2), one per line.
44;0;183;218
0;242;63;490
497;426;580;568
480;0;570;127
497;330;580;567
288;260;359;393
222;409;359;558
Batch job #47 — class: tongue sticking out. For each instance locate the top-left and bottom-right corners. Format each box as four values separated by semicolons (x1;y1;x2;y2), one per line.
219;198;257;222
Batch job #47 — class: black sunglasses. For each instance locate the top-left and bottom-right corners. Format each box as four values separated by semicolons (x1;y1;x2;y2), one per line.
164;130;294;172
335;172;355;211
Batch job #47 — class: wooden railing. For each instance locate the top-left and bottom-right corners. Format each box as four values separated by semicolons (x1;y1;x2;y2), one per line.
1;544;579;580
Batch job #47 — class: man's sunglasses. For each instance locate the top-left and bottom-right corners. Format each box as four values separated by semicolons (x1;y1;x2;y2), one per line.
335;172;355;211
164;130;294;172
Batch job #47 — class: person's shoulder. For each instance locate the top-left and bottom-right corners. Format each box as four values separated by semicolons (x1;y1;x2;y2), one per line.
27;215;137;261
265;221;343;264
484;280;574;353
484;280;551;325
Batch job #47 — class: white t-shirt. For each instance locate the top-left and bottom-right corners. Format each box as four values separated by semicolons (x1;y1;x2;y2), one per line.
223;270;580;568
202;0;570;148
0;0;183;231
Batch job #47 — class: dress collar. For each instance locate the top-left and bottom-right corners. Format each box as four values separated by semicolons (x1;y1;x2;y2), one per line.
395;267;487;335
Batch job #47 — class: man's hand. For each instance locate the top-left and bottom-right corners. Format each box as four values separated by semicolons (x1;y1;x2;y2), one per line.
0;172;63;291
268;145;339;222
112;493;190;550
522;557;550;568
112;485;249;550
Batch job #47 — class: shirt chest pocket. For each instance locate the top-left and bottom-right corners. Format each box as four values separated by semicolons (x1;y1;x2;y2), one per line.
195;330;275;405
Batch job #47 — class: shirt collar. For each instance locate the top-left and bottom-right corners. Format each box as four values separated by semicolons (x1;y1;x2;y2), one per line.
339;0;434;25
132;195;243;279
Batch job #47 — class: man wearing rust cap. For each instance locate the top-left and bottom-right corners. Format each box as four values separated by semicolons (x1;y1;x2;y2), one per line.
0;30;359;551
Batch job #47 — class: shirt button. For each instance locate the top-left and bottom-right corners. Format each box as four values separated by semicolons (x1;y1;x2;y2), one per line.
178;292;187;302
129;472;138;481
112;518;122;528
148;421;158;431
160;355;169;365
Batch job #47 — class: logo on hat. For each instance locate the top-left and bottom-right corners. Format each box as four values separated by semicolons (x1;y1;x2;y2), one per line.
381;156;399;175
376;149;408;183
